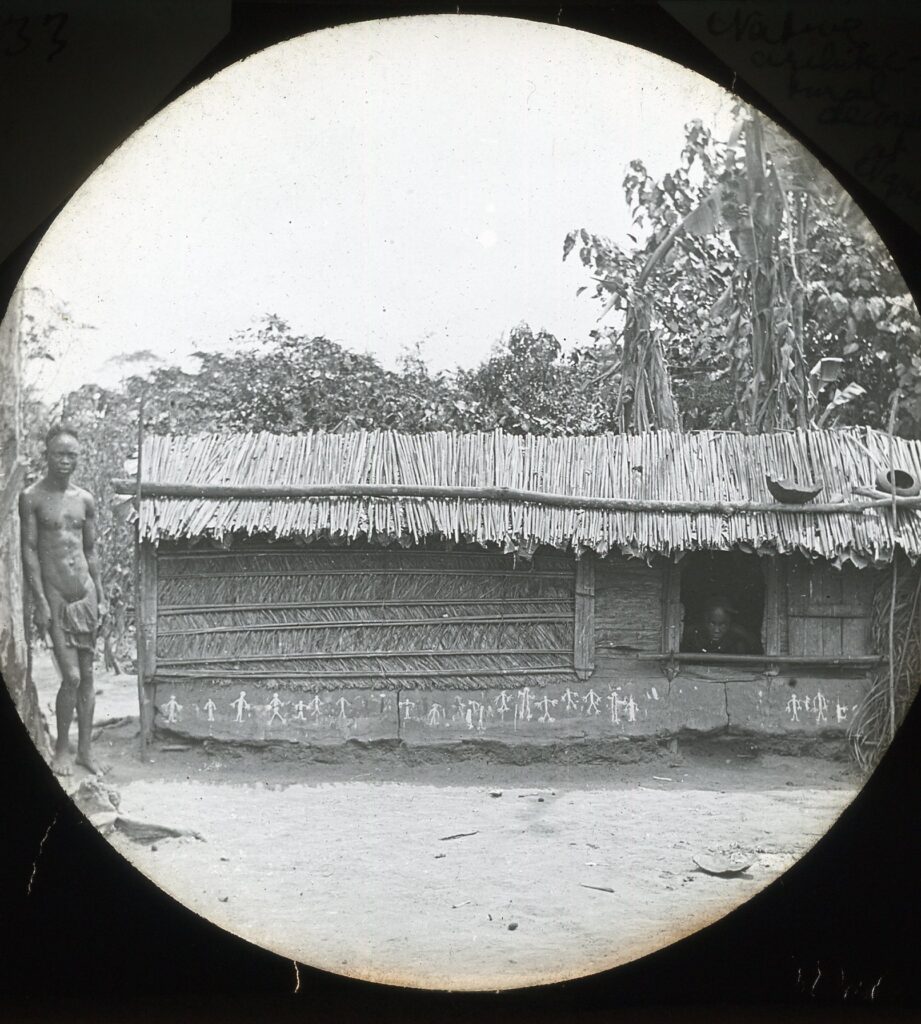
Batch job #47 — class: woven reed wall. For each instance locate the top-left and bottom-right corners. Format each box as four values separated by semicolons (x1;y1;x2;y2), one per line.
138;427;921;564
594;554;666;653
154;541;578;690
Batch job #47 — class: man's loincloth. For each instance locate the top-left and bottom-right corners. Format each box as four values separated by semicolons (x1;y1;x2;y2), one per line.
55;589;100;651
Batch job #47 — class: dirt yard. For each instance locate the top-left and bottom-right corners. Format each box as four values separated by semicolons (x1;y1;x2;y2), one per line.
31;654;860;992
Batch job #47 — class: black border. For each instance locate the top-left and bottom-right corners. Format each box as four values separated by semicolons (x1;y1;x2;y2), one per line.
2;3;921;1021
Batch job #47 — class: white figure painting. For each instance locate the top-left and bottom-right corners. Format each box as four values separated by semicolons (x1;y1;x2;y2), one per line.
161;694;183;724
622;694;639;723
582;689;601;716
426;702;444;727
203;698;216;723
561;688;580;713
494;690;512;722
267;692;286;724
399;697;416;722
466;698;486;731
231;690;251;723
293;699;309;722
335;695;352;723
535;694;558;723
786;694;803;722
515;686;533;723
451;696;467;725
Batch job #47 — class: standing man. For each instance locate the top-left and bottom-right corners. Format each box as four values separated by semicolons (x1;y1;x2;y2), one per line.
20;424;107;776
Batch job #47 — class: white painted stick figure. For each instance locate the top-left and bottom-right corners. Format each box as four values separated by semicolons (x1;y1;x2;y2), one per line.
293;699;309;722
267;692;286;724
466;699;486;731
618;694;638;723
231;690;251;723
835;701;849;723
536;695;558;723
203;698;216;723
582;689;601;716
452;696;467;724
426;702;444;727
399;697;416;721
786;694;803;722
515;687;533;723
813;691;828;724
494;690;512;722
335;695;352;722
161;694;182;724
561;688;581;713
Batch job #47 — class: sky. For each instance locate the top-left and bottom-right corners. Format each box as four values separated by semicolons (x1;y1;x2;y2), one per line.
15;14;735;403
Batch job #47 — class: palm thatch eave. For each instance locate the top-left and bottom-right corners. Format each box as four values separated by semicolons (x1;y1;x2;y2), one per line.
129;427;921;567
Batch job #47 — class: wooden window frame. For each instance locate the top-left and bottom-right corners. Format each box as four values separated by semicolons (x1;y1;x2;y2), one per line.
651;553;881;669
663;552;781;657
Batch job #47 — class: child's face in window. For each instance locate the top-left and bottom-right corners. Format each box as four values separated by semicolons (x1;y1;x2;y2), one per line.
704;607;732;644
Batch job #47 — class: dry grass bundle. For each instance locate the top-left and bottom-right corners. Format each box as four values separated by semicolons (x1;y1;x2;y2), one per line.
849;556;921;769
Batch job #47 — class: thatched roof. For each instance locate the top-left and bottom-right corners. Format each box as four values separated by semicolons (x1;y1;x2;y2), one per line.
134;427;921;566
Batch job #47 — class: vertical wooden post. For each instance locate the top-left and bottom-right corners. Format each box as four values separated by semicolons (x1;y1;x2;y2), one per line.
573;553;595;680
137;540;158;750
886;391;900;744
763;558;785;655
662;557;683;653
134;393;153;754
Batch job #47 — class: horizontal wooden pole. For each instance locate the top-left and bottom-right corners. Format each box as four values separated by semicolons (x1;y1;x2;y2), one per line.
159;598;571;614
158;568;572;580
157;546;557;562
157;647;570;666
153;666;574;681
158;613;573;637
113;478;921;515
635;652;884;666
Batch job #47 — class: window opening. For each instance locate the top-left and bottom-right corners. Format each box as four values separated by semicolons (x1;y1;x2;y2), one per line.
679;551;764;655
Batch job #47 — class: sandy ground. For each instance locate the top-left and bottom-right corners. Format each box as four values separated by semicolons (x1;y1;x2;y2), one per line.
31;653;859;991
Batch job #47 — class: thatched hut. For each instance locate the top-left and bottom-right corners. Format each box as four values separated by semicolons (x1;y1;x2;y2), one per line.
119;427;921;750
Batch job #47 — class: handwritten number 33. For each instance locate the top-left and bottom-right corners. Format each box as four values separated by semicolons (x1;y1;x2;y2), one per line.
1;13;68;61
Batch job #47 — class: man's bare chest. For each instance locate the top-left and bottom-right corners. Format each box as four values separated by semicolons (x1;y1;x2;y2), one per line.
36;493;86;535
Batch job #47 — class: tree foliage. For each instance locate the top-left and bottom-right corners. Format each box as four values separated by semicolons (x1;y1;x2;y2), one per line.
566;107;921;434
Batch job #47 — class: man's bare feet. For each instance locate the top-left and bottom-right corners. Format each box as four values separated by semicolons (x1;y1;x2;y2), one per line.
75;753;110;776
52;750;73;776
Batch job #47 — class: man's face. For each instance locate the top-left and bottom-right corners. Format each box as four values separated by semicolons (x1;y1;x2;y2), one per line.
46;433;79;478
704;607;731;644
